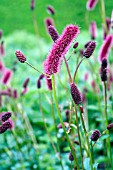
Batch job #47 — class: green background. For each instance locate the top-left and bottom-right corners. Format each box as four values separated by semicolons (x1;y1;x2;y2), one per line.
0;0;112;39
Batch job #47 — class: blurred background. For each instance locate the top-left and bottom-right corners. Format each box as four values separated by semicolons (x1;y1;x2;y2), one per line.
0;1;113;170
0;0;112;40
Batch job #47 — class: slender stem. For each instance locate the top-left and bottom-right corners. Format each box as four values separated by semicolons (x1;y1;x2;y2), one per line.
50;92;64;170
73;57;85;81
67;51;74;61
38;91;59;159
79;106;94;170
103;82;113;169
99;0;108;34
25;61;49;76
74;104;84;170
52;74;80;170
64;56;73;83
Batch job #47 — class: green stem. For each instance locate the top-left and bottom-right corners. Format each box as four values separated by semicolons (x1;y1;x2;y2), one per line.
38;91;60;160
74;104;84;170
25;61;49;76
52;74;80;170
64;56;73;83
79;106;94;170
99;0;108;34
50;92;64;170
103;82;113;169
73;57;85;82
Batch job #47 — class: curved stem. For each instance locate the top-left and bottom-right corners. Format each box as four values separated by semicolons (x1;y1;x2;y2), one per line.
52;74;80;170
103;82;113;169
25;61;49;76
64;56;73;83
73;57;85;81
79;105;94;170
50;92;64;170
38;91;58;155
74;104;84;170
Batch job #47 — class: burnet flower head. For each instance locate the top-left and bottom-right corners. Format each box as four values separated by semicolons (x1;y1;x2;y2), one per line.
44;24;80;90
44;24;80;76
86;0;98;10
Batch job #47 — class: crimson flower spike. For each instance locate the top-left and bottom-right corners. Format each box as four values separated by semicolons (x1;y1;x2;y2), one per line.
15;50;26;63
30;0;35;10
89;21;97;40
98;34;113;62
86;0;98;10
44;25;80;75
23;78;30;88
70;83;82;105
1;69;13;85
83;41;96;58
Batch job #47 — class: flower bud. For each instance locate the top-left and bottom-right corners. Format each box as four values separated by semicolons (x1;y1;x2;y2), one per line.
70;83;82;105
90;129;101;141
15;50;26;63
83;41;96;58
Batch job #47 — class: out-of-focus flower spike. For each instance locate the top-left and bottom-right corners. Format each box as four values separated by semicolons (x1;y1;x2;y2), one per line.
0;112;12;122
57;122;69;129
21;88;28;96
1;69;13;85
0;41;5;56
39;74;44;80
37;79;41;89
30;0;35;10
84;73;89;81
13;89;18;99
86;0;98;10
46;77;52;90
103;18;111;40
48;25;59;42
15;50;26;63
23;78;30;88
98;34;113;62
107;123;113;130
0;30;3;39
89;21;97;40
45;18;54;33
47;5;55;15
73;42;79;49
0;60;5;73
